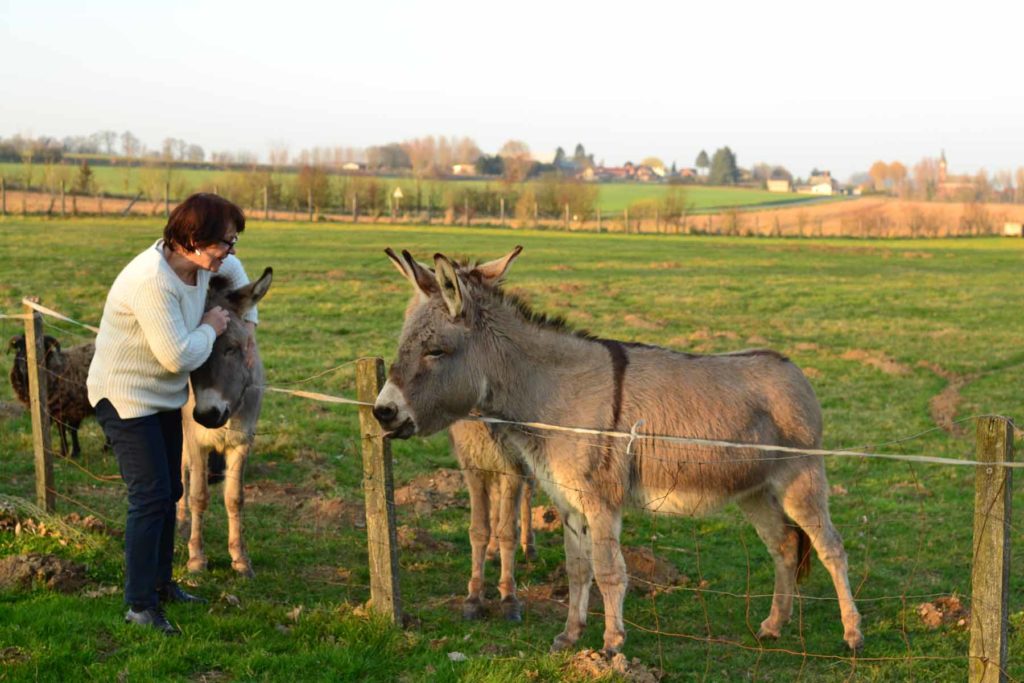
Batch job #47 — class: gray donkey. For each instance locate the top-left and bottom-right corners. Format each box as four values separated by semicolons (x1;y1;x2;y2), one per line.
177;268;272;577
373;247;862;656
386;251;536;621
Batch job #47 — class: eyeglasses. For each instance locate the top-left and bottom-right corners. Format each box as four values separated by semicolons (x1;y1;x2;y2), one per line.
215;235;239;253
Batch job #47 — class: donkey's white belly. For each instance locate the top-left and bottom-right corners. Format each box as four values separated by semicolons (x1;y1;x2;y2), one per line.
632;488;738;517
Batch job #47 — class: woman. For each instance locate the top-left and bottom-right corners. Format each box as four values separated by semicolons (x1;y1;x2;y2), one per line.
88;193;258;635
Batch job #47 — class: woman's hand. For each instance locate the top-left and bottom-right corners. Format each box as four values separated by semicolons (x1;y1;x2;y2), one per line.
201;306;230;336
244;321;257;368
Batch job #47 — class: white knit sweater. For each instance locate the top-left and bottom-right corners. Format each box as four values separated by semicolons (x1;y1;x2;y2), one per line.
87;240;258;418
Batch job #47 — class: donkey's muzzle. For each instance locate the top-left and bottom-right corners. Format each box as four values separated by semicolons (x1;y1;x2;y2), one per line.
194;406;229;429
372;403;398;424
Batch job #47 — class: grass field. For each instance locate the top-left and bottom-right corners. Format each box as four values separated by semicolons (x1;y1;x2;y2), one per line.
1;218;1022;681
0;161;816;214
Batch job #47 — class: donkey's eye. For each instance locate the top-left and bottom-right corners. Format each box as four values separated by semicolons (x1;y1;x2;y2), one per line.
424;348;446;359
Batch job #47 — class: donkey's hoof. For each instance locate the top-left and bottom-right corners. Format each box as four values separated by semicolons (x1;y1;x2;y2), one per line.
186;558;207;573
500;596;522;623
757;617;783;641
845;630;864;652
232;562;255;578
522;545;538;561
550;632;577;652
462;598;484;620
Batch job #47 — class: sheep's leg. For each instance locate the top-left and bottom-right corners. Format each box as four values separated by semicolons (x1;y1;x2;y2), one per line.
224;445;253;577
551;509;593;652
462;469;491;619
495;471;523;622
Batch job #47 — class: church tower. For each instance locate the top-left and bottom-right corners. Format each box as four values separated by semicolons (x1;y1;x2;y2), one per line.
939;149;948;184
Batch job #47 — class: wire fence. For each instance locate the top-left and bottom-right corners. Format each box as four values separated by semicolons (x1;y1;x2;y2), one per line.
1;299;1019;681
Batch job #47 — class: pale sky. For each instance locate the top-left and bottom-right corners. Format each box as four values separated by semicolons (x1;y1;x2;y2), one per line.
3;0;1022;181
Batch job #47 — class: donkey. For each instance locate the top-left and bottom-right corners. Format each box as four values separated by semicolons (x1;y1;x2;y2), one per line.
450;419;535;621
386;250;537;621
177;267;272;578
373;247;863;656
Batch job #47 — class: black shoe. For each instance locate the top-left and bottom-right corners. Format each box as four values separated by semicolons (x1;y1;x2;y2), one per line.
158;581;207;604
124;606;180;636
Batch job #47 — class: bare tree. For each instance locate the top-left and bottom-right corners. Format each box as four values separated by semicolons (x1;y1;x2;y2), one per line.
121;131;141;159
185;144;205;163
268;143;290;169
498;140;533;184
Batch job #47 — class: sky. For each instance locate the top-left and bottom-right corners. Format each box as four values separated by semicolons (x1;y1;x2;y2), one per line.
2;0;1023;181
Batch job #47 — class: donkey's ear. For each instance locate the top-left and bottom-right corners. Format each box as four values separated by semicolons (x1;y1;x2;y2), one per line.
228;267;273;315
400;250;438;298
433;254;464;319
473;245;522;286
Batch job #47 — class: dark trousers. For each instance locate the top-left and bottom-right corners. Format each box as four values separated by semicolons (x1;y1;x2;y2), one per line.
95;399;183;610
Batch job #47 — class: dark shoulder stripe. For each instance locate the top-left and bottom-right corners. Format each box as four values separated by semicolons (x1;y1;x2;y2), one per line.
596;339;628;428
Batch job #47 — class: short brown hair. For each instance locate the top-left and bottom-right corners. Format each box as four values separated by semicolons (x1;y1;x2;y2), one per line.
163;193;246;251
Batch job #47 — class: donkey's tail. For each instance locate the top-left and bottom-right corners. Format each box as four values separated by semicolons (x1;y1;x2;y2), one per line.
796;526;813;582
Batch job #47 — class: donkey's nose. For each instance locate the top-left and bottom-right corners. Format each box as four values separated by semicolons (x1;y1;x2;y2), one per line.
194;406;229;429
373;403;398;425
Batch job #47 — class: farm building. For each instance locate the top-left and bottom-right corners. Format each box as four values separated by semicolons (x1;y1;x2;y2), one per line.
767;179;791;193
1003;222;1023;237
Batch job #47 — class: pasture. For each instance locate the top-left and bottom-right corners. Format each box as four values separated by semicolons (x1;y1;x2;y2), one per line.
0;161;815;213
1;217;1022;681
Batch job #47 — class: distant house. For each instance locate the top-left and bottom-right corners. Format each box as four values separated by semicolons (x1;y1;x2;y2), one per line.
766;179;791;193
797;170;839;195
634;165;659;182
341;161;365;172
451;163;476;176
676;167;698;178
1003;222;1023;237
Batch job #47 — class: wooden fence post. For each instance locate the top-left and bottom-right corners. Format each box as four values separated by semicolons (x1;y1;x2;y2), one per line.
464;197;469;227
308;188;314;222
500;197;505;226
23;298;55;512
969;416;1014;683
356;358;402;624
60;181;66;218
1;176;6;216
597;208;601;232
164;181;170;218
263;185;269;221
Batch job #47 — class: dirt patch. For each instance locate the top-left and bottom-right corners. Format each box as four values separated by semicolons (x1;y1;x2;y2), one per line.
649;261;683;270
567;649;662;682
394;468;465;516
792;342;822;352
551;282;584;294
917;595;970;630
623;314;665;331
243;481;317;509
622;547;688;595
0;553;88;593
190;670;233;682
802;367;822;379
840;349;910;376
308;496;364;529
64;512;119;537
689;328;739;342
1;646;29;665
918;362;979;435
397;525;456;552
531;506;562;532
550;265;574;272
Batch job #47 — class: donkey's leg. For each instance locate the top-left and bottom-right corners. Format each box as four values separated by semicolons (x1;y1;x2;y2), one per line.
519;473;537;560
495;471;524;621
69;423;82;460
551;509;594;652
586;508;628;655
176;444;190;528
737;490;800;640
780;466;863;650
224;445;253;577
486;483;501;563
462;469;491;619
186;444;210;573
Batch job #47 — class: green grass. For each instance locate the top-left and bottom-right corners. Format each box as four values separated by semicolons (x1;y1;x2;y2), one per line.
1;217;1022;681
0;161;816;213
